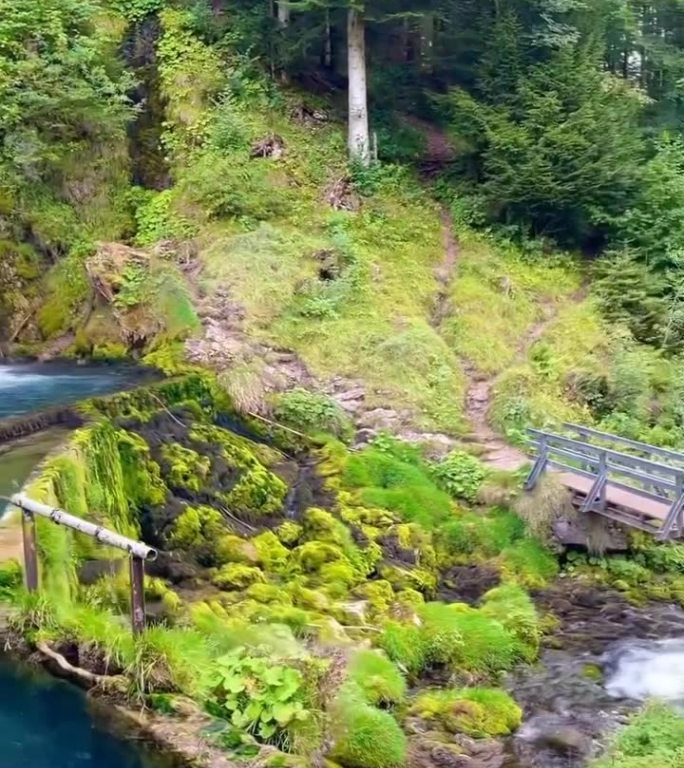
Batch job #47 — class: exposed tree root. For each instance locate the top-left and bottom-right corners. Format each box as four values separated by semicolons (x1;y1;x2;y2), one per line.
36;641;127;690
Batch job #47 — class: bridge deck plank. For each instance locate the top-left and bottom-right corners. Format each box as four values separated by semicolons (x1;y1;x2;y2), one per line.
559;471;670;523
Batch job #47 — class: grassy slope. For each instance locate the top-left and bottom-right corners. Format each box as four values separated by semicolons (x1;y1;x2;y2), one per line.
19;5;684;450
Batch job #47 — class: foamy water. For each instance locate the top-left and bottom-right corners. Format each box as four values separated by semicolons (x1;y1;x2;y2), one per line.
604;638;684;704
0;363;145;419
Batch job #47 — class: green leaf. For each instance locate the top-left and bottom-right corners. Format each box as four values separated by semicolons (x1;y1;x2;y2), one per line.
231;709;250;729
258;721;277;740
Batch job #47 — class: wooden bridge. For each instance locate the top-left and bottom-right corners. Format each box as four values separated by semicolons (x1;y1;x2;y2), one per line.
526;423;684;540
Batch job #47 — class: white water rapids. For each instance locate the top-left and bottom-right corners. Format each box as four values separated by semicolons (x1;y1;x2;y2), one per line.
604;638;684;706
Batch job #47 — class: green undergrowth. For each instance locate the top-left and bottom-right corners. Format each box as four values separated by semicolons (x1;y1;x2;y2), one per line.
491;290;684;448
443;227;580;375
565;533;684;607
591;704;684;768
2;379;567;767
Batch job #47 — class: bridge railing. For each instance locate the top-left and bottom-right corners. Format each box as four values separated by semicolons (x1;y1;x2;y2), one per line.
563;422;684;468
525;428;684;539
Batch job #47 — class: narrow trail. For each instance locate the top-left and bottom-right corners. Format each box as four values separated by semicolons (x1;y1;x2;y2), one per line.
463;284;588;470
462;304;558;471
432;210;583;470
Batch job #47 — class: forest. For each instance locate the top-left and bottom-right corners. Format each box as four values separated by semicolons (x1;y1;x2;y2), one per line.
2;1;684;767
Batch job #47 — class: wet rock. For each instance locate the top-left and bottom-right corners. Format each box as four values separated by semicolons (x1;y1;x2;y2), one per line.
438;565;500;605
533;725;592;756
553;516;628;551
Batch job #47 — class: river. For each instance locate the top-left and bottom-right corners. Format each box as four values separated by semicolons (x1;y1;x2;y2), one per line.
0;362;166;768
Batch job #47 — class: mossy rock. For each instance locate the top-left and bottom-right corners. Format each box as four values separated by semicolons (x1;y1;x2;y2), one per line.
212;563;266;590
330;685;407;768
276;521;303;546
221;465;287;517
289;583;332;613
410;687;522;738
347;650;407;706
379;563;437;596
252;530;290;572
293;541;347;572
161;443;211;492
171;505;225;551
319;560;364;595
215;534;260;566
353;580;395;614
245;582;290;605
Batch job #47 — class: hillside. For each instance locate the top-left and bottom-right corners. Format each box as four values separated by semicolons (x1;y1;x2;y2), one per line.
5;3;684;459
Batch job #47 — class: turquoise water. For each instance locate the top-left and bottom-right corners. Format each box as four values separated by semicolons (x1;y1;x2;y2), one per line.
0;362;172;768
0;362;148;418
0;657;172;768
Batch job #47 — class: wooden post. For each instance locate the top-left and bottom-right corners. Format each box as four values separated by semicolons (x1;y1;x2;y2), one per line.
129;555;146;636
21;509;39;592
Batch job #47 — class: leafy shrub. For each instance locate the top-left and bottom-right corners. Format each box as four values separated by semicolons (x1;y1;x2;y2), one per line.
208;648;310;745
592;703;684;767
410;687;522;738
347;650;406;707
0;560;22;597
273;389;353;440
431;451;487;502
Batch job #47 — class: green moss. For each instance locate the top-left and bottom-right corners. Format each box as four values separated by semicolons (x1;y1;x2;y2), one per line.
277;521;303;546
171;506;225;550
319;560;365;597
331;686;407;768
221;465;287;518
212;564;266;590
378;621;428;677
293;541;346;572
161;443;211;493
410;687;522;738
379;563;437;597
245;582;288;604
419;602;521;675
481;584;542;662
353;580;395;614
347;650;406;707
582;664;603;682
499;538;559;588
289;584;331;613
252;531;290;572
215;534;259;565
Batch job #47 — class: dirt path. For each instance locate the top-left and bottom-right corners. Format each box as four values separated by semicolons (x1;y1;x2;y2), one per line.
462;303;558;471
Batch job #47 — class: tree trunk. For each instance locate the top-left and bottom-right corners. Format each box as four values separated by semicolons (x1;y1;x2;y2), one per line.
324;9;333;68
419;14;434;72
347;6;370;165
277;1;290;27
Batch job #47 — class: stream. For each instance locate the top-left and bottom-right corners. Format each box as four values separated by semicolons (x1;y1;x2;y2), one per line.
0;362;166;768
0;363;683;767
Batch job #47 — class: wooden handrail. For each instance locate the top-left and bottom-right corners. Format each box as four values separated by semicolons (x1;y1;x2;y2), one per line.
563;422;684;465
525;426;684;539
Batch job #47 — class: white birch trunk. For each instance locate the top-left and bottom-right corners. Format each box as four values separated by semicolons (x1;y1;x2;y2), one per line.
277;1;290;27
347;6;370;165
